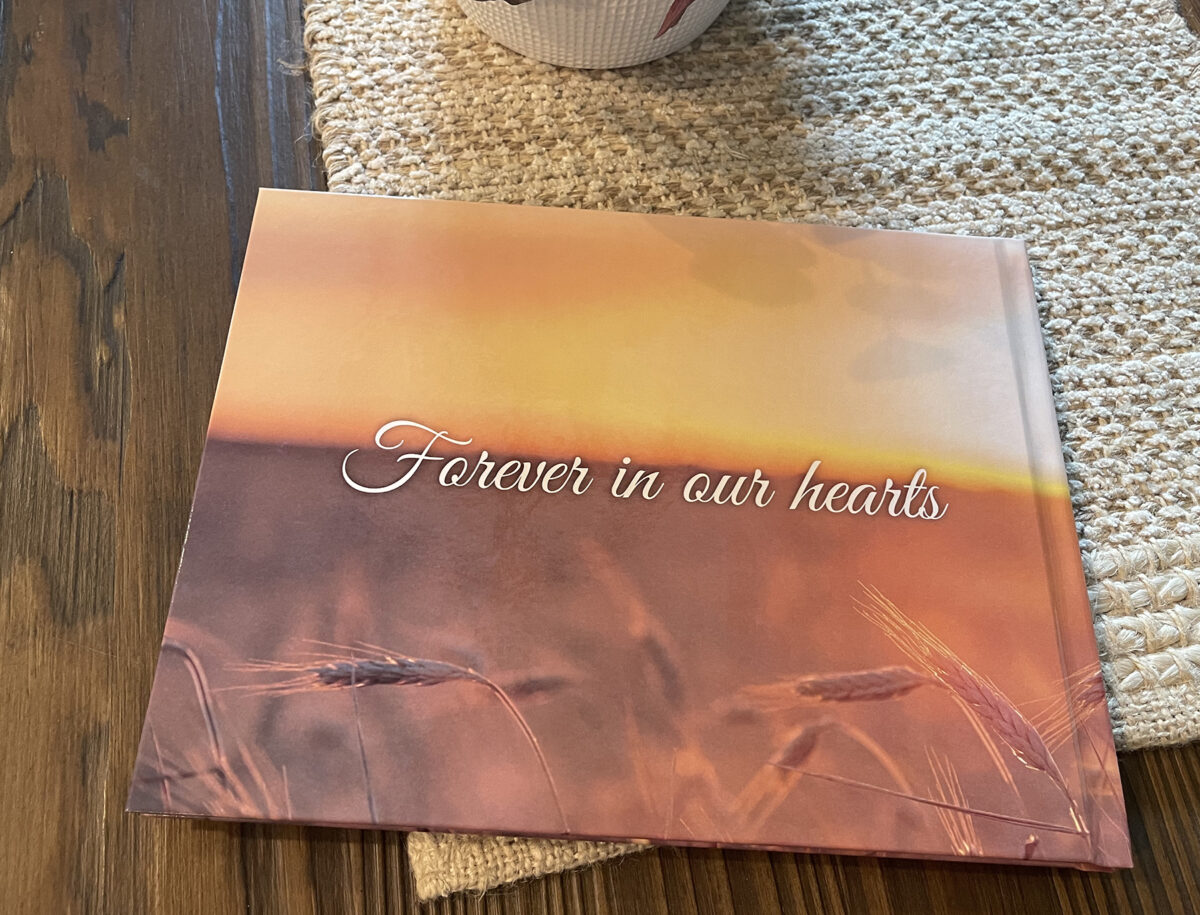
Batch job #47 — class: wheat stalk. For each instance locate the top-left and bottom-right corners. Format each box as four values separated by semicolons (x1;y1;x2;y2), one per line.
134;640;285;821
580;539;686;711
160;638;233;793
669;736;737;842
1024;668;1107;714
135;736;286;820
927;749;981;856
833;720;913;795
855;585;1088;838
347;658;378;824
718;662;1017;796
256;648;569;831
734;716;913;831
734;721;834;829
1028;670;1108;751
501;673;573;702
623;701;660;818
730;666;931;714
792;771;1086;836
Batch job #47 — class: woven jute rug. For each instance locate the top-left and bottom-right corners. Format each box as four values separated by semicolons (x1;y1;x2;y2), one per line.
303;0;1199;898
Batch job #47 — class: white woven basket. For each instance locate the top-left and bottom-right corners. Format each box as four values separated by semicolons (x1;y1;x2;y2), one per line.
457;0;732;68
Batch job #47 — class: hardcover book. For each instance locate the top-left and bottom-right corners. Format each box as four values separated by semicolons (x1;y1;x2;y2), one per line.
129;190;1131;869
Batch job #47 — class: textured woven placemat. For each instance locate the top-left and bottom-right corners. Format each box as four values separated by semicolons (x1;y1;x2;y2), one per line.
303;0;1199;897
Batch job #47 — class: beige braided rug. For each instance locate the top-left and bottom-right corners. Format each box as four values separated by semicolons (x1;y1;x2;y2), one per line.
303;0;1199;898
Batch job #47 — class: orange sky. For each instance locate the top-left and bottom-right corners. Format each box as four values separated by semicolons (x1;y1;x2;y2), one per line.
208;190;1065;491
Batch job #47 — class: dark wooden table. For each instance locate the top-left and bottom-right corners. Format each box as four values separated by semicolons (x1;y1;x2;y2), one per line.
3;1;1199;912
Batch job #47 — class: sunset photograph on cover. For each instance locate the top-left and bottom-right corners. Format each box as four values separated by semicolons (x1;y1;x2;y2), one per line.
129;190;1130;869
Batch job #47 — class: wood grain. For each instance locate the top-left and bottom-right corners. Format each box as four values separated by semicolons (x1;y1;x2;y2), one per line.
1181;0;1200;37
0;1;1197;912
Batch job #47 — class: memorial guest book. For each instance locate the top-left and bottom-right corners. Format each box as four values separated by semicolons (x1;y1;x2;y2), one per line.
129;189;1131;870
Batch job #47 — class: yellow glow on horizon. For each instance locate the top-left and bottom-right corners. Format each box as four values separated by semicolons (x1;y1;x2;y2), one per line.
207;191;1062;495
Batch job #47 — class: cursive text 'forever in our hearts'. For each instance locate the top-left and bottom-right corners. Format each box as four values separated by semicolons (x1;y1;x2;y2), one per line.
340;420;949;520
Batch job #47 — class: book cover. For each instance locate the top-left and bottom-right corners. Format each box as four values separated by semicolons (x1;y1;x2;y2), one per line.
129;189;1131;869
